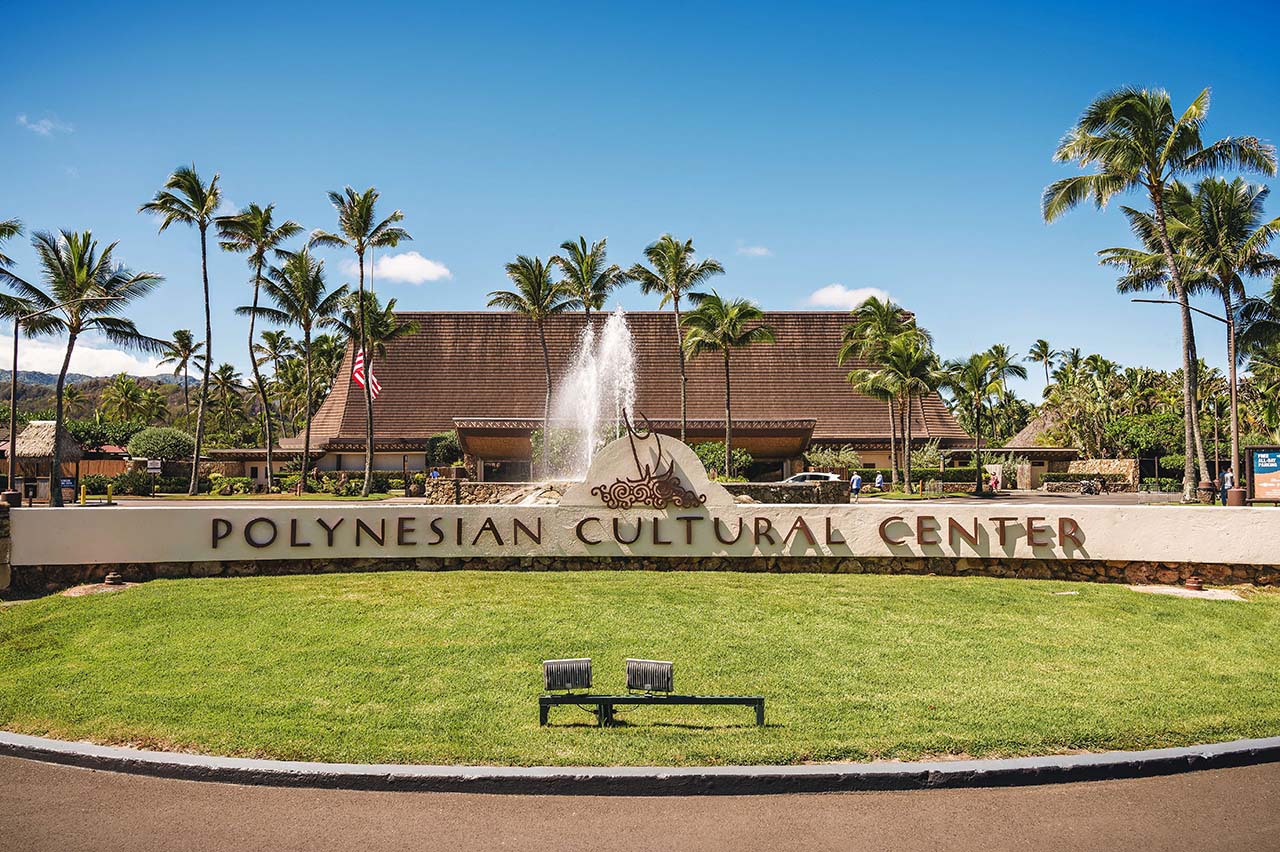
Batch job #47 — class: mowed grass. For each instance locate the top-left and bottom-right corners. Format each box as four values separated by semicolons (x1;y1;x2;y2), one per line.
1;571;1278;766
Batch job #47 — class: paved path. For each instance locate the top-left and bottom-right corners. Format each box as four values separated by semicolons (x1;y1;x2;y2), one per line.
3;756;1278;851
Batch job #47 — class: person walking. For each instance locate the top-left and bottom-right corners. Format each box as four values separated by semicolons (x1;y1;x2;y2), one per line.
874;471;884;492
1221;467;1234;506
851;471;863;503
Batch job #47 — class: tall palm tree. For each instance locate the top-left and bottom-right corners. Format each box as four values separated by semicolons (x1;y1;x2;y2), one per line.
1043;86;1276;500
99;374;149;422
140;165;222;494
62;385;85;419
0;219;21;268
217;203;302;490
254;329;295;376
241;246;348;489
941;353;998;495
681;290;776;478
880;332;944;492
627;235;724;441
209;363;246;434
837;296;928;485
985;344;1028;452
1026;339;1059;392
157;329;204;421
12;231;162;505
551;236;625;321
487;256;571;476
311;187;411;496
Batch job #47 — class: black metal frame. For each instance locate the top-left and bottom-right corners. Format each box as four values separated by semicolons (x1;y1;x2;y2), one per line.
539;693;765;727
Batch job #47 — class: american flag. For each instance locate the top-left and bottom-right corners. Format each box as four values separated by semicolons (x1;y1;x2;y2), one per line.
351;349;382;400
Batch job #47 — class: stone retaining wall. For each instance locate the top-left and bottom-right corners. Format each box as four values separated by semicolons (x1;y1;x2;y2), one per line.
1069;459;1140;488
11;553;1276;595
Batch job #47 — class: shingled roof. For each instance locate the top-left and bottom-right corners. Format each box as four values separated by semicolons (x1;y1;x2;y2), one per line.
286;311;969;450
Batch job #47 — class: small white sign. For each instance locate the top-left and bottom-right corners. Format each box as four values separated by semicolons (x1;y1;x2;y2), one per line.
146;459;162;474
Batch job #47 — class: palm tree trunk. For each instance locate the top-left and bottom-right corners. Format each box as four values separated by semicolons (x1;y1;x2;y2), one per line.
182;365;190;420
302;327;313;492
8;317;19;493
887;399;898;488
973;405;983;495
50;333;77;508
357;251;374;496
248;261;274;491
673;295;687;442
1224;287;1241;487
1151;188;1201;502
190;225;212;496
538;319;552;478
723;349;732;478
903;393;913;494
898;398;908;490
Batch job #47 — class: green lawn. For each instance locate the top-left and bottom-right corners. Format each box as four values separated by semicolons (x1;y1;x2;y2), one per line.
1;571;1277;766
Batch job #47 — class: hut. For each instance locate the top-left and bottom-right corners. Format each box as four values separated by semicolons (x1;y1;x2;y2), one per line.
8;420;83;503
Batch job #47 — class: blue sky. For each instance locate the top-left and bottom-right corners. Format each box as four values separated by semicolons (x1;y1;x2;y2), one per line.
2;0;1277;396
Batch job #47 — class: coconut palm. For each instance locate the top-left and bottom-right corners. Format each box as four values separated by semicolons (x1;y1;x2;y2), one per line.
487;256;571;476
11;231;163;505
941;353;999;495
241;246;348;488
0;219;21;268
209;363;246;434
217;203;302;489
62;385;85;419
627;235;724;441
140;165;222;494
1043;86;1276;500
1026;339;1060;392
254;329;295;376
681;290;776;478
880;332;944;492
310;187;411;496
99;374;149;422
985;344;1028;452
157;329;205;421
552;236;625;321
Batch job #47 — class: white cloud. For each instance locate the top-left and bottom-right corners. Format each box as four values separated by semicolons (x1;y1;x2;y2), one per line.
342;250;452;285
806;284;893;310
0;336;162;377
16;114;73;136
736;244;772;257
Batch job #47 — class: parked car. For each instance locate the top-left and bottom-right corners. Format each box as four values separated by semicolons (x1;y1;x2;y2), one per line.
782;472;842;483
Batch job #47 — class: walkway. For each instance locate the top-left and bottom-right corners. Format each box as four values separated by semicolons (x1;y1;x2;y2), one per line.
3;755;1277;851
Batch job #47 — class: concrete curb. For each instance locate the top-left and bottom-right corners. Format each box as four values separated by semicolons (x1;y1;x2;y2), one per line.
3;731;1280;795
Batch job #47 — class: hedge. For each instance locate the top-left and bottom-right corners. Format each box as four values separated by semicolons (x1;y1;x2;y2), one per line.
1041;472;1129;484
126;427;195;462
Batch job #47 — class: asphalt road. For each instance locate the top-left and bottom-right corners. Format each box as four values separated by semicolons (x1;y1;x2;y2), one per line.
3;756;1278;852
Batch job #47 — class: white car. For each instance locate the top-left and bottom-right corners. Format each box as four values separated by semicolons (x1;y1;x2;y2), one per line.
782;472;842;483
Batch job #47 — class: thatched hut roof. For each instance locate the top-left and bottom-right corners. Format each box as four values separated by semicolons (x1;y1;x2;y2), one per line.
13;420;83;462
1004;411;1073;450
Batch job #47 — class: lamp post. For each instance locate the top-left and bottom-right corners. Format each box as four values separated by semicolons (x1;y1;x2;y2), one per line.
1130;298;1245;506
4;296;122;508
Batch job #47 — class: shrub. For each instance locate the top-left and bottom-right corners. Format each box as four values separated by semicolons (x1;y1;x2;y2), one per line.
82;474;112;494
213;476;254;496
428;431;462;466
388;478;404;491
66;419;147;451
127;427;196;461
1142;477;1181;492
909;439;942;471
804;444;863;470
1159;454;1186;473
112;471;154;497
692;442;753;478
940;467;979;482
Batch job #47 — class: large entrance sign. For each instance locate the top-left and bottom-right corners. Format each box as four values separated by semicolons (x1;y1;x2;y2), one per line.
8;435;1280;569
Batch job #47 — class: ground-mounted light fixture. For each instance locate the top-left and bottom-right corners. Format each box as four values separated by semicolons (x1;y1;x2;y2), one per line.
626;658;673;694
543;658;592;692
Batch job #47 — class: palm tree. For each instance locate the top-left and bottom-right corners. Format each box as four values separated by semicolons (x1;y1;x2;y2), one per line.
880;332;944;492
845;366;898;479
217;203;302;489
552;236;625;321
209;363;246;434
0;219;21;268
1043;86;1276;501
140;165;222;495
1026;339;1059;392
985;344;1028;452
12;231;162;505
241;246;348;489
837;296;927;485
941;353;998;495
254;329;295;376
62;385;85;419
627;235;725;441
681;290;776;478
487;256;571;476
142;387;169;424
157;329;204;420
100;374;149;422
311;187;411;496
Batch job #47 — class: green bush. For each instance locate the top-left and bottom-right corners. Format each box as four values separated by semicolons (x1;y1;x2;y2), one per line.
1159;454;1186;472
692;442;753;478
112;471;154;497
213;476;254;496
804;444;863;470
1142;477;1181;492
428;431;462;466
126;427;196;462
82;474;112;494
940;467;979;482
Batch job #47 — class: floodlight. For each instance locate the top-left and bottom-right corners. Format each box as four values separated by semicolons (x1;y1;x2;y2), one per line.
626;658;673;693
543;658;592;692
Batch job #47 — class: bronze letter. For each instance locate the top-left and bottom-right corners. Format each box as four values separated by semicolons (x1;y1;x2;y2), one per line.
785;516;817;546
576;517;602;545
878;515;907;545
1027;516;1051;548
677;515;704;545
613;517;641;545
948;517;979;548
1059;517;1084;549
754;517;778;546
714;518;745;545
456;517;464;545
513;517;541;545
471;516;504;546
244;517;278;549
916;515;941;546
991;516;1019;546
825;517;844;545
316;517;344;547
356;518;385;546
652;518;672;545
397;517;416;546
428;517;445;545
290;518;311;548
212;518;232;549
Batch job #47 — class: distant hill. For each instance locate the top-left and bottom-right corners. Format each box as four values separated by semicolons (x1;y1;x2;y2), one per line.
0;370;194;387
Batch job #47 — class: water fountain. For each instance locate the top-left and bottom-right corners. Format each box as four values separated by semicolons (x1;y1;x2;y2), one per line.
548;307;637;480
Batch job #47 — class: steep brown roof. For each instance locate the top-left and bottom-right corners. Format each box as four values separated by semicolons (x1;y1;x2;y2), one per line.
1004;410;1075;450
13;421;83;462
287;311;969;450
